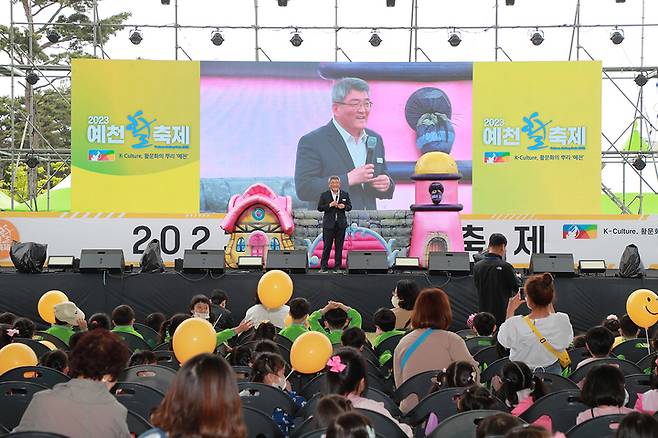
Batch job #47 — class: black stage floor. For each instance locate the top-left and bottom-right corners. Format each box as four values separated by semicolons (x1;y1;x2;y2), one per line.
1;270;657;334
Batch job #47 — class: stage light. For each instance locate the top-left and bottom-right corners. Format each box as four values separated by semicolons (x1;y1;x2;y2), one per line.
578;260;607;274
278;0;288;5
633;156;646;171
46;28;60;43
290;31;303;47
506;0;515;5
530;29;544;46
448;30;462;47
26;155;39;169
635;73;648;87
369;31;382;47
210;29;224;46
129;27;143;45
616;0;625;3
610;28;624;45
161;0;170;4
25;70;39;85
386;0;395;6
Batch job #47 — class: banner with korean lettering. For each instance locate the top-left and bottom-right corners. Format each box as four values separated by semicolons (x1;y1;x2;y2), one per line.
71;59;200;213
472;61;601;214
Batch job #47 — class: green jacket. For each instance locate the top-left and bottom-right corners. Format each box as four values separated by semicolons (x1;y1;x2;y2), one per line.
112;325;145;340
45;325;75;345
373;329;406;348
216;329;236;347
278;324;308;343
309;308;362;344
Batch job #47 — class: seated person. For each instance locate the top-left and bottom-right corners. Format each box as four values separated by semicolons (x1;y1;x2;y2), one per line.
145;312;166;334
372;308;405;365
244;293;289;328
129;350;157;367
159;314;190;344
475;413;523;438
46;301;86;345
88;313;111;330
341;327;367;352
228;344;253;367
13;317;36;339
577;325;615;369
189;294;214;322
0;312;17;325
279;298;310;343
576;364;633;425
471;312;497;337
211;289;234;330
494;361;551;430
602;314;620;337
39;349;69;374
615;411;658;437
253;321;277;341
314;395;353;429
613;314;640;348
634;360;658;413
309;301;362;344
111;305;144;340
326;412;375;438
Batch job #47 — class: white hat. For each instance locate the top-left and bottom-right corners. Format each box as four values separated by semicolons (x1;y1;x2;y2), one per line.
54;301;85;326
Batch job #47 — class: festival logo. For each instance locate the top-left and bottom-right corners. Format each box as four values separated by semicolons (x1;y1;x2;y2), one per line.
88;149;115;161
483;151;510;163
562;224;597;239
0;219;20;259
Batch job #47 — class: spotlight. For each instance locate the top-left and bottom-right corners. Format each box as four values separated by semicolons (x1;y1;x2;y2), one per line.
290;32;303;47
278;0;288;5
26;155;39;169
530;29;544;46
161;0;170;4
46;28;60;43
25;70;39;85
506;0;515;4
635;73;648;87
616;0;625;3
129;27;143;45
610;28;624;45
369;31;382;47
633;157;646;171
210;29;224;46
386;0;395;6
448;30;461;47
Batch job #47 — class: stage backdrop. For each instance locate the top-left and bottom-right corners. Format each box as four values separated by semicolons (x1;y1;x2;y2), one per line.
70;60;601;215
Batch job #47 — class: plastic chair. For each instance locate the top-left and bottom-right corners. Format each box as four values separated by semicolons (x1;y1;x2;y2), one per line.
232;366;252;382
274;334;293;351
520;389;587;433
534;372;579;394
134;323;161;349
238;382;297;416
153;342;171;351
374;334;404;358
117;364;176;394
242;405;285;438
0;366;69;388
0;381;48;430
112;382;165;420
3;432;69;437
636;352;658;374
624;373;651;408
126;410;153;436
567;347;592;371
565;413;625;438
465;336;495;355
392;370;438;404
114;331;152;352
474;346;501;373
427;409;506;438
153;350;180;370
456;329;474;339
12;339;52;360
612;338;652;364
480;358;511;384
355;408;408;438
33;332;69;350
366;387;402;418
568;358;642;383
291;417;317;438
300;374;326;399
243;340;292;365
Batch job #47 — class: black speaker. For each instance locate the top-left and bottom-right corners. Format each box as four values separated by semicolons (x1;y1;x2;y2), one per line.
266;250;308;273
79;249;125;273
182;249;224;273
428;252;471;275
529;253;575;276
347;251;388;274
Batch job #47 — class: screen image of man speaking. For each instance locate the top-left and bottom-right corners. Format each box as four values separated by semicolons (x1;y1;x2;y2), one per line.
294;77;395;210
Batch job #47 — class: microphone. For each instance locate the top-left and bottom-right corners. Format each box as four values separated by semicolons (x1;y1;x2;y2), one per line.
365;136;379;176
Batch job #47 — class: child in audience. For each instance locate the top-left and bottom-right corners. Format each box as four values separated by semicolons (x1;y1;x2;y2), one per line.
189;294;213;322
0;323;15;348
475;413;524;438
572;334;587;348
326;412;375;438
576;364;634;424
325;347;412;437
0;312;17;325
613;314;640;348
249;352;306;436
341;327;366;351
505;425;555;438
229;344;253;367
145;312;166;334
129;350;157;367
46;301;86;345
430;360;477;393
602;314;621;336
372;308;405;365
38;349;68;373
495;361;551;430
634;359;658;414
615;411;658;438
210;289;234;330
12;317;36;339
471;312;497;337
253;321;277;341
309;301;362;344
244;293;289;328
159;313;190;344
253;339;281;356
314;395;353;429
577;325;615;369
111;305;145;339
278;297;310;343
425;382;494;435
88;313;111;330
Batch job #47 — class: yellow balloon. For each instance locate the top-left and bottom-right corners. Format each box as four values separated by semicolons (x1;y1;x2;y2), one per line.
626;288;658;329
39;340;57;351
0;343;38;376
284;314;293;327
38;290;68;324
172;318;217;364
290;331;333;374
258;270;293;310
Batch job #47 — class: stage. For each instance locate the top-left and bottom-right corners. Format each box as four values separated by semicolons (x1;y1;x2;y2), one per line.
1;270;657;334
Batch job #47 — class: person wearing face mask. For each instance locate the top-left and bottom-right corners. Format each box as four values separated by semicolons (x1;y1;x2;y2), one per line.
247;352;306;436
390;279;420;330
189;294;254;347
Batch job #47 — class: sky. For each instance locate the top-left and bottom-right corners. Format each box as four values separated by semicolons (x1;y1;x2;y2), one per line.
1;0;657;198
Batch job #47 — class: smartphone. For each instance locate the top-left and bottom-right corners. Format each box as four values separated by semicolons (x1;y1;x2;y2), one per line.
518;287;525;300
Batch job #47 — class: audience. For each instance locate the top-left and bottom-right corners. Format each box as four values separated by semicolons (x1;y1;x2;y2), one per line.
279;297;310;342
111;305;145;340
390;279;420;329
498;273;573;374
393;288;479;413
88;312;111;330
576;364;633;424
210;289;234;330
505;425;553;438
14;330;131;438
145;312;166;334
314;395;353;429
12;317;36;339
326;347;413;437
0;311;17;325
472;312;497;337
0;323;15;348
45;301;86;345
189;294;213;322
614;314;641;348
602;314;621;336
615;411;658;438
159;313;190;344
577;325;615;369
129;350;158;367
229;344;254;367
309;300;362;344
634;360;658;413
476;413;524;438
143;353;246;438
38;349;69;373
430;361;477;393
372;307;405;365
341;327;367;351
326;411;375;438
244;292;290;328
495;361;550;430
253;321;277;341
425;383;496;435
253;339;281;356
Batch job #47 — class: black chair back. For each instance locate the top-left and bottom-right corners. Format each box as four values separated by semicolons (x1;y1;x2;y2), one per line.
465;336;495;355
568;358;642;383
274;334;293;351
0;381;48;430
428;409;507;438
520;389;586;433
355;408;408;438
152;350;180;370
300;373;326;399
112;382;165;420
637;352;658;374
625;373;652;408
242;405;284;438
114;331;152;352
612;338;652;364
133;323;161;349
238;382;297;416
3;432;69;437
243;340;292;365
480;358;511;384
232;366;252;382
12;339;52;360
117;364;176;394
565;413;625;438
566;347;592;372
374;334;404;358
126;410;153;436
153;342;171;351
456;329;473;339
0;366;69;388
473;346;501;373
365;387;403;418
534;372;579;394
392;370;438;404
33;332;69;351
291;417;317;438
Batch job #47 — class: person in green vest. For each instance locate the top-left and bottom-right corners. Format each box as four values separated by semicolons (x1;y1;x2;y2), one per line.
45;301;87;345
308;300;361;344
111;305;145;340
372;308;405;365
279;298;311;343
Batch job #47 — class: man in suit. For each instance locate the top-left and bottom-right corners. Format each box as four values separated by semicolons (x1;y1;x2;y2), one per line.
318;176;352;273
295;77;395;210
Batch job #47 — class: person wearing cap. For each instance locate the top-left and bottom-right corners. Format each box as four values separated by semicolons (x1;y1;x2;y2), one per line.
45;302;87;345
